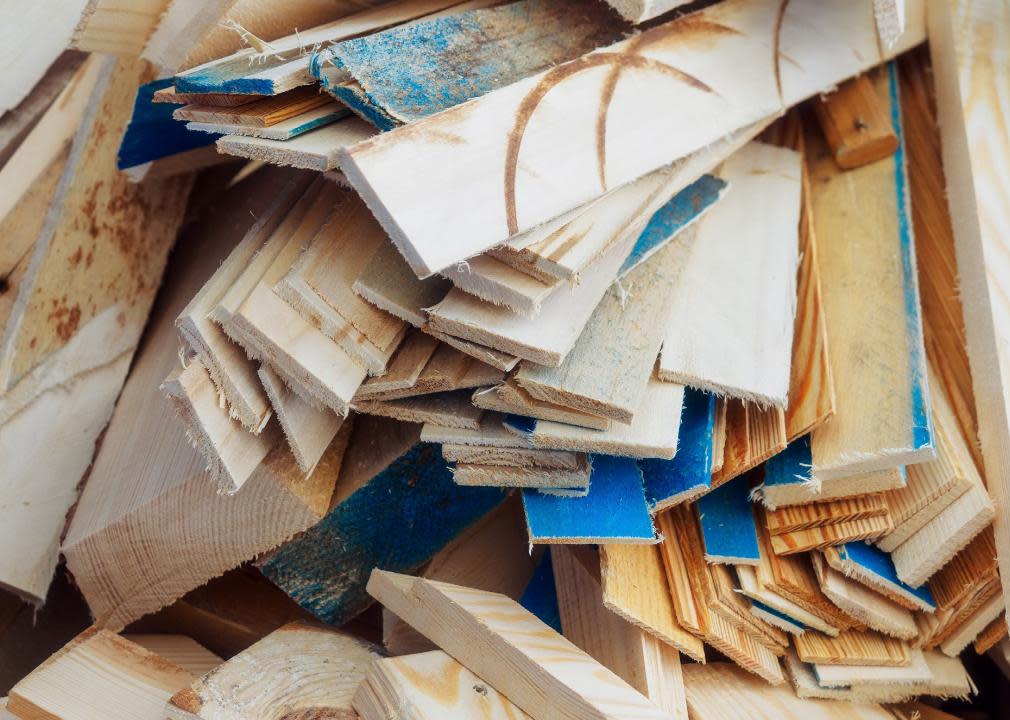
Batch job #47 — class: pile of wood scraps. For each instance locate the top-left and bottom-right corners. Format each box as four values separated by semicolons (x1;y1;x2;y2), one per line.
0;0;1008;718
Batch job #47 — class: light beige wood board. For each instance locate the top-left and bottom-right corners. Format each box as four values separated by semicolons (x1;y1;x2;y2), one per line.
428;229;635;366
178;170;314;432
355;344;501;402
8;628;199;720
354;331;439;399
163;359;279;494
928;0;1010;634
513;373;684;459
257;364;344;476
768;515;894;555
765;494;888;535
367;571;674;720
810;553;918;640
353;241;451;329
168;622;380;720
553;546;688;719
659;142;801;407
354;650;532;720
421;412;525;448
794;629;911;667
813;647;932;688
514;225;695;423
0;58;194;603
784;652;917;704
682;662;893;720
443;444;583;470
339;0;925;278
735;565;840;637
355;390;483;430
603;0;691;24
939;591;1004;656
217;117;375;171
72;0;169;55
124;635;222;678
599;544;705;662
174;87;331;126
441;254;562;317
473;381;611;431
61;175;340;631
453;462;589;490
806;64;935;483
426;329;521;372
874;0;906;46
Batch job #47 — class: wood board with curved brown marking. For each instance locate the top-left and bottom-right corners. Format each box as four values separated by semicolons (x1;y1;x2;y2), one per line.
340;0;926;278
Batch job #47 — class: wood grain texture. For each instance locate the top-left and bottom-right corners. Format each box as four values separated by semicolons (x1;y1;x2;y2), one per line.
174;86;332;126
659;142;801;406
367;571;673;720
354;240;451;328
217;116;375;171
355;390;484;429
928;0;1010;630
813;647;932;688
813;73;899;169
822;543;935;612
340;0;925;277
168;622;379;720
603;0;691;23
454;461;589;490
794;629;911;667
765;494;888;535
710;401;786;488
473;381;611;431
9;628;198;720
769;514;893;555
553;546;688;719
73;0;171;55
807;62;935;482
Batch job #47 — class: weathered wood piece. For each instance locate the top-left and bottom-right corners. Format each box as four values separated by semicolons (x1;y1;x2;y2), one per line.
769;514;894;555
339;0;925;277
454;461;590;491
472;381;611;431
794;629;911;667
355;390;484;429
367;571;674;720
216;117;375;171
168;622;380;720
603;0;691;24
710;401;787;488
353;240;451;328
813;73;899;169
187;105;347;140
659;142;801;406
765;494;889;535
173;86;332;126
928;0;1010;630
822;543;935;612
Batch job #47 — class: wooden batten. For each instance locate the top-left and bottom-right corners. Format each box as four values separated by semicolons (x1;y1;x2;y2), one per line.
769;514;894;556
765;495;889;535
794;629;911;667
453;461;590;491
473;381;611;431
822;543;936;613
813;73;899;169
710;401;787;488
217;116;375;171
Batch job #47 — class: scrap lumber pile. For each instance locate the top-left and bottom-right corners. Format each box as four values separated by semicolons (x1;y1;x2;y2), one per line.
1;0;1008;717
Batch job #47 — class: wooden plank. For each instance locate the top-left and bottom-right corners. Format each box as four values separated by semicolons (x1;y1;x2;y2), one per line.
769;514;894;555
504;373;684;459
515;225;697;422
521;455;656;544
443;444;583;470
659;142;801;406
162;359;279;494
639;388;715;513
217;116;375;171
8;629;199;720
812;647;932;688
939;590;1004;656
259;419;507;624
354;650;533;720
473;381;612;431
603;1;691;24
599;543;705;661
765;494;889;535
930;527;998;611
553;546;689;719
178;169;312;432
0;58;195;603
696;475;760;565
682;662;893;720
422;412;525;448
806;62;935;483
974;613;1007;654
173;86;332;126
794;629;911;667
60;176;339;631
152;86;260;106
73;0;173;55
122;635;221;677
822;543;936;612
454;461;590;491
367;571;673;720
813;73;899;169
427;330;521;372
353;239;451;329
442;254;562;317
927;0;1010;630
735;565;841;637
355;390;483;430
257;364;346;476
354;331;440;399
339;0;925;278
710;401;787;488
168;622;379;719
186;104;347;140
784;652;917;704
356;344;498;401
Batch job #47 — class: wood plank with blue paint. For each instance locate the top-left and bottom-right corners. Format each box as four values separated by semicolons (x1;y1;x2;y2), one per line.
258;416;507;624
521;455;655;544
639;388;714;514
697;474;761;565
186;105;348;140
520;550;562;633
749;599;809;635
822;542;936;613
316;0;627;128
806;62;935;483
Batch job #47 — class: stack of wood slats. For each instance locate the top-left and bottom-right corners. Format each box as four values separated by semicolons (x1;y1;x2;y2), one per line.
0;0;1008;718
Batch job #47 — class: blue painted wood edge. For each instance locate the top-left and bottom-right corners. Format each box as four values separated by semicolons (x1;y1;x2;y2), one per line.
696;473;760;562
175;52;282;95
519;550;562;633
117;78;219;170
639;388;714;512
750;598;809;630
619;175;728;277
837;541;936;606
763;435;813;488
887;60;933;452
504;413;537;435
258;443;507;624
521;454;655;542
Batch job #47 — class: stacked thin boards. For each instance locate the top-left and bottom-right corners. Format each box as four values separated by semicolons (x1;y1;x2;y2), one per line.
2;0;1008;718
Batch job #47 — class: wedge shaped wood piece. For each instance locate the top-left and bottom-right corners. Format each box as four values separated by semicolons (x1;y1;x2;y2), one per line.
367;571;675;720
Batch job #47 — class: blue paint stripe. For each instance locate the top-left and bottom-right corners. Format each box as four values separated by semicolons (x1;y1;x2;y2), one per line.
887;61;933;452
697;472;760;562
837;541;936;606
117;78;218;170
751;599;808;630
639;388;714;511
519;550;562;633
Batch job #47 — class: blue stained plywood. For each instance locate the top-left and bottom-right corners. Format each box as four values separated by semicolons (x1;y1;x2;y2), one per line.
639;388;714;513
258;442;506;624
696;473;760;564
314;0;626;127
519;550;562;633
521;455;655;543
763;436;814;489
834;542;935;609
174;50;289;95
117;78;218;171
619;175;728;277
